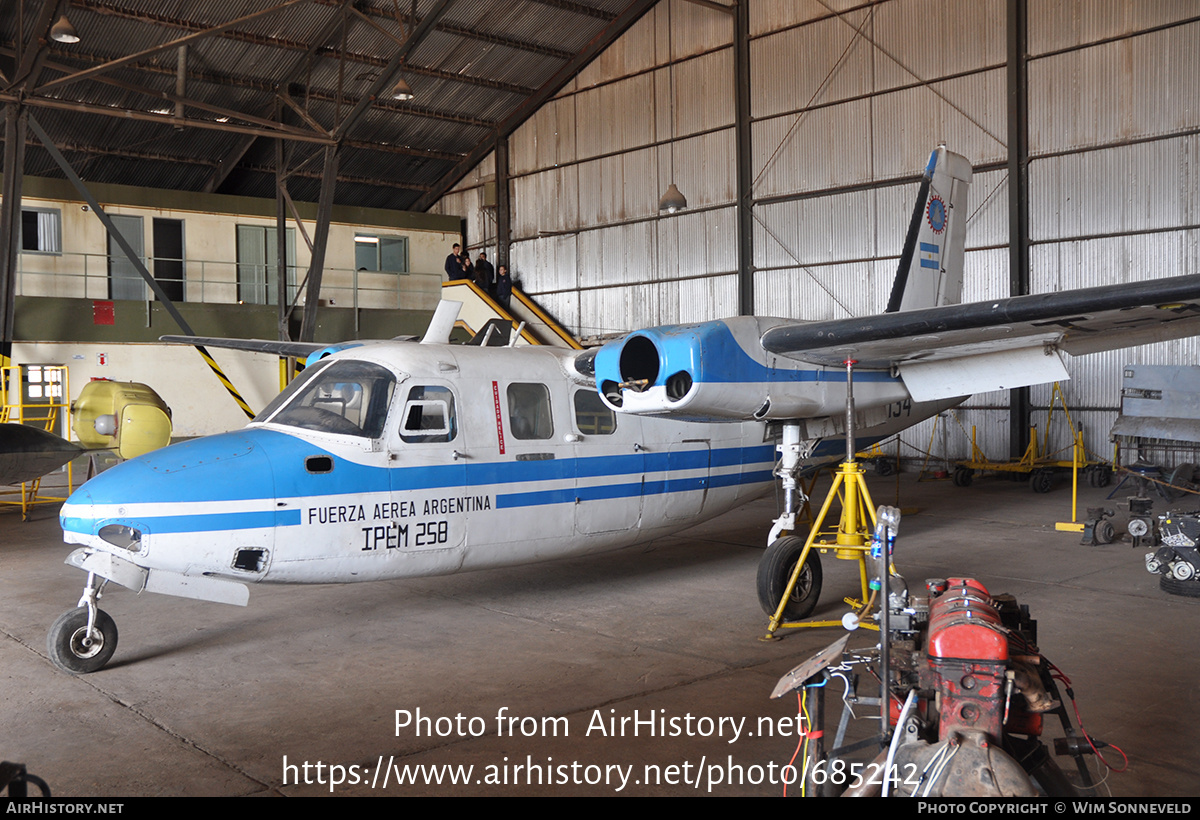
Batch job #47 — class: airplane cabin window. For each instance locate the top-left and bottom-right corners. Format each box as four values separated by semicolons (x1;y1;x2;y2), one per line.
266;360;396;438
573;389;616;435
507;383;553;440
399;386;457;443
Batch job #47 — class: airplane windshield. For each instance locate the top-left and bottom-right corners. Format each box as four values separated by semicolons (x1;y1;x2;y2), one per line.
261;360;396;439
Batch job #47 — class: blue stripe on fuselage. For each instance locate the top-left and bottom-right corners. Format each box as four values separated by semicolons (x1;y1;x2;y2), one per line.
64;430;778;533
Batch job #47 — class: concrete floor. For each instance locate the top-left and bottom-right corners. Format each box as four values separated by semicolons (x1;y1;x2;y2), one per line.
2;469;1198;797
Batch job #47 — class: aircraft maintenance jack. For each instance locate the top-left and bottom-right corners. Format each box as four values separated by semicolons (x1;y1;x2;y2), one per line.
759;360;886;640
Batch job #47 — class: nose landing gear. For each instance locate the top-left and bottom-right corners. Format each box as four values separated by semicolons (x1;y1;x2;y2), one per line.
47;573;118;674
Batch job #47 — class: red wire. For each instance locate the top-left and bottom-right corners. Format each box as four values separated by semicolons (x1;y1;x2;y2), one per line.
1047;661;1129;773
783;691;806;797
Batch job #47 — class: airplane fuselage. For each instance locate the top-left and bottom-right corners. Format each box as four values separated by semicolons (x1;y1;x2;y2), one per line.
59;345;777;596
58;340;953;605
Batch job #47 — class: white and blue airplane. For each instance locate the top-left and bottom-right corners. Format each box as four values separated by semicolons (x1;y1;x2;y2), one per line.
50;147;1200;674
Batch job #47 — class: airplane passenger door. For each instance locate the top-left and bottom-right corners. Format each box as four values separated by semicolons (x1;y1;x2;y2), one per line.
386;381;468;574
571;388;644;534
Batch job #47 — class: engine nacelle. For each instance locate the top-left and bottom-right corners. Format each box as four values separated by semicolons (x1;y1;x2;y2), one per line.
592;317;909;422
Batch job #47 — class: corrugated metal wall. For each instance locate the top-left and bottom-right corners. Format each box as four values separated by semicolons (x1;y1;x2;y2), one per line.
1026;0;1200;462
431;0;1200;463
435;1;741;340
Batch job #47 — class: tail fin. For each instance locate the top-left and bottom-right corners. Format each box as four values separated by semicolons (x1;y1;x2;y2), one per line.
885;146;973;312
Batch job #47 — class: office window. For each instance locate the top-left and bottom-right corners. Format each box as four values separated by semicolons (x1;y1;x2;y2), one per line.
21;208;61;254
237;225;296;305
355;234;408;272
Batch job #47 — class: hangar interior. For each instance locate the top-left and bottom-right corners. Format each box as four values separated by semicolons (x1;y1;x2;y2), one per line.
1;0;1199;798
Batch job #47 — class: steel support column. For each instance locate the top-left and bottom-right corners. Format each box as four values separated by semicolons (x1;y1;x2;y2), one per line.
1007;0;1030;459
298;145;338;342
276;136;290;341
496;135;510;269
0;104;27;368
734;0;753;316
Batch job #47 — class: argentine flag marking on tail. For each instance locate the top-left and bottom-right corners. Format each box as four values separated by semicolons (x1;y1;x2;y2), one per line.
919;241;941;270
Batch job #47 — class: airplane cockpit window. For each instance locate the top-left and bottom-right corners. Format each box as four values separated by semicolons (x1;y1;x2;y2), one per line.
573;389;616;435
263;360;396;438
507;383;553;440
399;385;457;443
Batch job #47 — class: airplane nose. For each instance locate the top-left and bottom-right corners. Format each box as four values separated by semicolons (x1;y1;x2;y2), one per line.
60;431;281;569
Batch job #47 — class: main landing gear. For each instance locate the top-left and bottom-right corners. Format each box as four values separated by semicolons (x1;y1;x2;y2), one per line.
759;360;884;639
47;573;118;674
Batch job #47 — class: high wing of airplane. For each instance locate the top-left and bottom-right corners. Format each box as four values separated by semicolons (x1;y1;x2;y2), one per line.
47;147;1200;677
0;424;83;486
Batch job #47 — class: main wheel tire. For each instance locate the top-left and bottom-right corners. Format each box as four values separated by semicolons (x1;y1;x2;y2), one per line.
47;608;118;674
952;467;973;487
874;458;896;477
757;536;823;620
1160;574;1200;598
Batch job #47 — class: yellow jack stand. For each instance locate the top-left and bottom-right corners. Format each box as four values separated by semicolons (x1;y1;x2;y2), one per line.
762;458;880;639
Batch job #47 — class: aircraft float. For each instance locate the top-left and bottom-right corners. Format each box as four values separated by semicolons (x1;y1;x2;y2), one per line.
49;147;1200;673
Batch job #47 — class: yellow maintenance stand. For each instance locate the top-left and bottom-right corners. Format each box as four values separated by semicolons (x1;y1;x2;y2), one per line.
759;360;889;639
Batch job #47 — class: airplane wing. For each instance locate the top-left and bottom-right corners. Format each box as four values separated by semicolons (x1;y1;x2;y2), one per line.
762;273;1200;401
160;300;456;356
158;335;336;358
0;424;83;485
592;273;1200;419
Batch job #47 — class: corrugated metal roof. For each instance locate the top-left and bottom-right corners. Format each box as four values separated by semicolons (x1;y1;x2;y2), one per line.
0;0;657;212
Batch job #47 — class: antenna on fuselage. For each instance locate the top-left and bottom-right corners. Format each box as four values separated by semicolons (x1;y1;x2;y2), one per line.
421;300;463;345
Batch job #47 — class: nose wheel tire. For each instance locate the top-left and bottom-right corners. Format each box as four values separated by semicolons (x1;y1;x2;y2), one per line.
48;608;118;674
757;536;823;620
